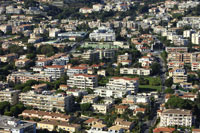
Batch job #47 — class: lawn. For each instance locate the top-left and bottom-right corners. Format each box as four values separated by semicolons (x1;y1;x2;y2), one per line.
139;85;162;92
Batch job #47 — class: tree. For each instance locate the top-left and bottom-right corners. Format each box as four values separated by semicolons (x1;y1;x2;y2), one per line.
80;103;91;112
150;63;161;75
165;77;173;87
164;88;175;94
38;45;56;57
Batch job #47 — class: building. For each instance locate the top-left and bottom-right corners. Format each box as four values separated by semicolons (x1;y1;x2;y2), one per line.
82;50;100;61
44;65;65;80
15;58;31;68
169;68;187;83
0;115;36;133
58;31;87;39
192;32;200;45
192;62;200;71
67;74;98;89
94;87;131;98
106;77;139;94
79;7;93;14
117;53;132;66
153;127;175;133
165;47;188;53
66;66;88;76
19;90;73;112
7;71;52;83
114;118;134;131
167;62;184;69
160;109;192;127
20;110;72;122
122;95;149;105
92;104;110;114
37;120;81;132
0;53;18;63
120;68;151;76
0;88;20;105
81;94;98;104
115;105;128;114
89;27;116;41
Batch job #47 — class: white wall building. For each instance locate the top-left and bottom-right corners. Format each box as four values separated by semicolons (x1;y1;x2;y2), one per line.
120;68;151;76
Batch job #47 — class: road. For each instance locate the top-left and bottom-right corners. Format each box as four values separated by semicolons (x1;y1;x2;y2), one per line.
143;51;167;133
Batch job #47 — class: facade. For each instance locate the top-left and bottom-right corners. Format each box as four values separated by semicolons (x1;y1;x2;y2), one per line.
67;74;98;89
81;94;99;104
44;65;65;80
160;109;192;127
66;66;88;76
192;32;200;45
122;95;149;104
165;47;188;53
19;90;73;112
169;68;187;83
7;71;52;83
120;68;151;76
92;104;110;114
106;77;139;94
15;58;31;68
89;27;116;41
0;88;20;105
0;115;36;133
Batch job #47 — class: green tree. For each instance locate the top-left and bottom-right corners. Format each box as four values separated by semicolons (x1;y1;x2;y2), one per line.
165;77;173;87
150;63;161;75
80;103;91;112
165;96;193;109
164;88;175;94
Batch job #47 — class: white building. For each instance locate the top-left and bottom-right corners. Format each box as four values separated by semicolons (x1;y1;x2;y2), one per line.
44;65;65;80
67;74;98;89
160;109;192;127
106;77;139;94
66;66;87;76
192;32;200;45
89;27;116;41
93;4;104;11
92;104;110;114
120;68;151;76
183;30;195;38
94;87;131;98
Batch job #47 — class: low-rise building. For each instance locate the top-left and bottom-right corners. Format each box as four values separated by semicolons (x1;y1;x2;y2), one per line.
122;95;149;105
15;58;31;68
114;118;134;132
20;110;72;122
120;68;151;76
153;127;175;133
0;53;18;63
160;109;192;127
66;66;88;76
169;68;187;83
115;105;128;114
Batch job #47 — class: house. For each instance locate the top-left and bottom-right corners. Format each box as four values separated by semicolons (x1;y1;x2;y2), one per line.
79;7;93;14
108;126;124;133
66;89;88;97
153;127;175;133
15;58;31;68
115;105;128;114
192;129;200;133
20;110;72;122
133;108;146;116
88;123;107;133
0;53;18;63
84;118;104;127
122;95;149;105
66;66;88;76
114;118;134;131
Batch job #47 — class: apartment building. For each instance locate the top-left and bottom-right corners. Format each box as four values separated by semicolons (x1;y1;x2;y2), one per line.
106;77;139;94
0;115;36;133
165;47;188;53
167;62;184;69
19;90;73;112
20;110;72;122
94;87;131;98
117;53;132;66
160;109;192;127
67;74;98;89
89;27;116;41
92;104;110;114
44;65;65;80
7;71;52;83
81;94;99;104
169;68;187;83
0;88;20;105
66;66;88;76
192;32;200;45
167;53;191;63
192;62;200;71
122;95;150;105
15;58;31;68
120;68;151;76
82;50;100;61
